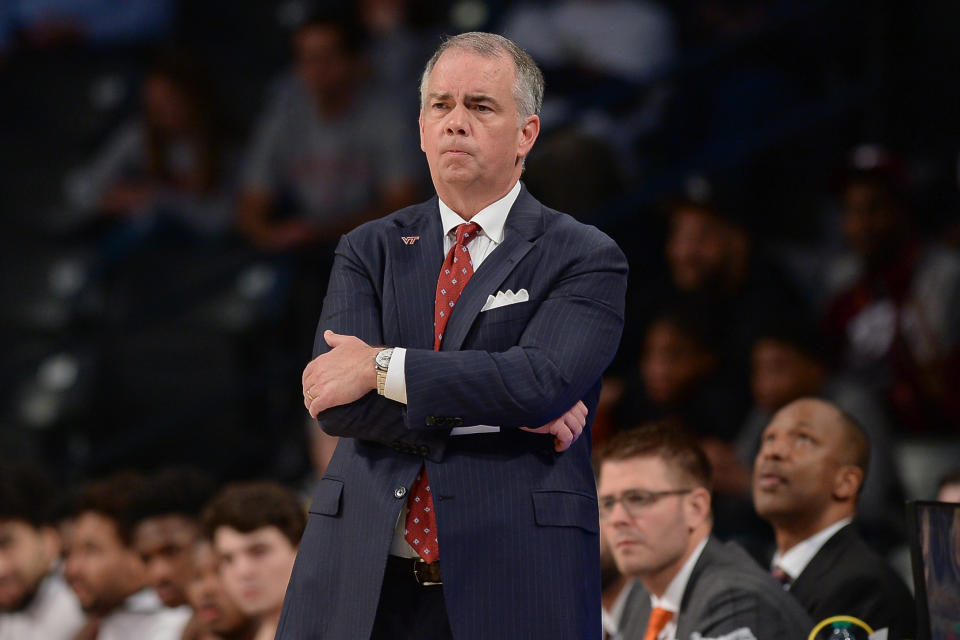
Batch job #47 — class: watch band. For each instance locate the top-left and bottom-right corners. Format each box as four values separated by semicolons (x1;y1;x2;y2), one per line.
375;348;394;396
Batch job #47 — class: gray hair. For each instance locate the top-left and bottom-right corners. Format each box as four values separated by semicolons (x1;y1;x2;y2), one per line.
419;32;544;123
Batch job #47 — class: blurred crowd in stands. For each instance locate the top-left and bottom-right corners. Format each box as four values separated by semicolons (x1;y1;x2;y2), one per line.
1;0;959;637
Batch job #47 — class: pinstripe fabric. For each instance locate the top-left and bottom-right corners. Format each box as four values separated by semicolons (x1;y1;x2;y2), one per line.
276;185;627;640
619;537;814;640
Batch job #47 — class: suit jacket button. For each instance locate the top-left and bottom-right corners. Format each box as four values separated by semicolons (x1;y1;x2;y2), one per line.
419;446;429;456
394;486;407;499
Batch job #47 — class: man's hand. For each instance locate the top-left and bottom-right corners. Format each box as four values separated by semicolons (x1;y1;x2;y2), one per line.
302;331;380;417
521;400;588;452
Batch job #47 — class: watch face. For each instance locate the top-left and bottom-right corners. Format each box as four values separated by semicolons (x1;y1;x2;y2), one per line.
376;349;392;368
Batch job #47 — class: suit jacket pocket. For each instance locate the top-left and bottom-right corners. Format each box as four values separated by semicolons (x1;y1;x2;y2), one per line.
532;489;599;533
479;298;537;325
308;477;344;517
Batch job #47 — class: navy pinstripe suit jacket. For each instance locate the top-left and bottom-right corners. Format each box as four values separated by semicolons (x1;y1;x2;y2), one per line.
276;185;628;640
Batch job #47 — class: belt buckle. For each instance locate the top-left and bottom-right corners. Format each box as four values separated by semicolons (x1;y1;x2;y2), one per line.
412;559;441;586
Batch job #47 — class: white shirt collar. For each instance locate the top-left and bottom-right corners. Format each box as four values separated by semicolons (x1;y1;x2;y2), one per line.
772;518;852;581
438;180;521;244
650;537;709;614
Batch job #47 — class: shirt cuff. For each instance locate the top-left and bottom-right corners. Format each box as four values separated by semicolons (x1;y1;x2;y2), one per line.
383;347;407;404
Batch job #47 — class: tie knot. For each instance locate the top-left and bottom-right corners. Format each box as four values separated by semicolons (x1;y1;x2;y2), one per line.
771;566;792;587
455;222;481;247
644;607;674;640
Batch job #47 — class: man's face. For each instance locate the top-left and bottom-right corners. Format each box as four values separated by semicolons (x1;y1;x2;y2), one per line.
597;456;693;580
419;50;538;200
213;526;298;619
64;512;145;614
641;321;713;406
752;401;847;523
665;207;730;291
751;340;824;411
0;520;58;611
133;515;199;607
186;541;250;635
143;75;190;134
841;182;902;266
295;25;353;100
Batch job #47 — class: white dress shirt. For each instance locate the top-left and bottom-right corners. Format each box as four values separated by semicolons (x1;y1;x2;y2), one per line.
770;518;852;586
0;569;84;640
95;590;191;640
647;537;709;640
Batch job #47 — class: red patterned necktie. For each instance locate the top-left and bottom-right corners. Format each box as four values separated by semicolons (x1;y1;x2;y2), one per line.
404;222;481;563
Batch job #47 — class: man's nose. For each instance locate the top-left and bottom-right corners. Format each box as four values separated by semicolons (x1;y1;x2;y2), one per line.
444;104;468;136
759;435;786;460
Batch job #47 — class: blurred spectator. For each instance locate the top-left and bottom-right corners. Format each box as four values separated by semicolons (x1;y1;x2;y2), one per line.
63;472;191;640
617;307;743;441
662;184;808;380
131;468;217;609
0;461;84;640
68;50;237;241
181;540;256;640
596;423;812;638
237;8;421;252
501;0;676;156
938;470;960;503
502;0;675;83
359;0;436;103
201;482;305;640
0;0;172;53
752;398;916;637
824;144;960;432
733;316;906;549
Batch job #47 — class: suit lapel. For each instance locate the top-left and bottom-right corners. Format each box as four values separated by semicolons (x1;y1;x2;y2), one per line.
392;198;445;350
440;186;544;352
676;536;718;640
790;523;852;598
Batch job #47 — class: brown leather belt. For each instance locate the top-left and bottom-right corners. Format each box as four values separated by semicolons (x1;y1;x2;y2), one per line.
386;555;442;586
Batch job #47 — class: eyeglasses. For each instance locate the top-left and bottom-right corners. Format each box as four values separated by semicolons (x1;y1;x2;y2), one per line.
598;489;692;520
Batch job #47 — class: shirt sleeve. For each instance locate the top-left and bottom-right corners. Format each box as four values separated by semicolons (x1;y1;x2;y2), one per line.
383;347;407;404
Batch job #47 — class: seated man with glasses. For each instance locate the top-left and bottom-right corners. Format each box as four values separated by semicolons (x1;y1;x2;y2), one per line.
595;422;812;640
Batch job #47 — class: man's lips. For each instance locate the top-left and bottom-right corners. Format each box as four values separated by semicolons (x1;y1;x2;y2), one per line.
756;470;786;490
198;604;222;622
613;537;642;550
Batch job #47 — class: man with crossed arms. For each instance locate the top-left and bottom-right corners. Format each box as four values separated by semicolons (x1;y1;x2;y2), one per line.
277;32;628;639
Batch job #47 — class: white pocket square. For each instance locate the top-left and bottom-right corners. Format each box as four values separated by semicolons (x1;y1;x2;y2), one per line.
480;288;529;312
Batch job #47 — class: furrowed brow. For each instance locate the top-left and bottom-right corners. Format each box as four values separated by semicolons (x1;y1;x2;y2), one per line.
465;93;501;108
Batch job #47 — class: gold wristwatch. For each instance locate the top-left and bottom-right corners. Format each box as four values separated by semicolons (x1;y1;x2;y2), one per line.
375;348;394;395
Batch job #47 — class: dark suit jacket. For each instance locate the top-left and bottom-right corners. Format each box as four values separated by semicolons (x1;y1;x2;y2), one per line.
620;537;813;640
276;186;628;640
788;523;916;639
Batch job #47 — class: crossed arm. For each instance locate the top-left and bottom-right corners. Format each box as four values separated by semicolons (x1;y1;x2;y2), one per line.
300;228;627;450
301;330;589;451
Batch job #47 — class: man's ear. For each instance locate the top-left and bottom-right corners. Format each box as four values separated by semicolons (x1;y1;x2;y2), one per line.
516;114;540;162
833;465;863;502
685;487;712;531
419;109;426;153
